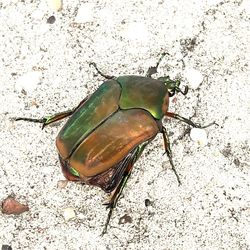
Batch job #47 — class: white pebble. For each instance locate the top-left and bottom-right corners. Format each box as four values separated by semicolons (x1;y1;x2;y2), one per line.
123;22;149;41
190;128;208;146
57;180;68;189
15;72;42;93
47;0;63;11
75;3;94;23
63;207;76;221
184;68;203;89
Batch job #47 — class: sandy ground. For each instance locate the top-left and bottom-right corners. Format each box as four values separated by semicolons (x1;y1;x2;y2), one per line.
0;1;249;249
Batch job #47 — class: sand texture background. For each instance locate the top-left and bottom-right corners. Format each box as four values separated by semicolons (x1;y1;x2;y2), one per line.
0;1;249;249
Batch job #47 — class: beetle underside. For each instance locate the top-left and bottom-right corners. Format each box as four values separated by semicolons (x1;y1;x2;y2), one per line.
59;145;139;194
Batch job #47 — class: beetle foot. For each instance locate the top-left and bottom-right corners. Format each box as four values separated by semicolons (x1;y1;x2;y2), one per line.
89;62;115;80
102;200;114;209
12;116;55;129
12;116;47;125
101;202;115;235
191;121;219;129
146;52;169;77
171;166;181;186
146;66;158;78
197;121;219;129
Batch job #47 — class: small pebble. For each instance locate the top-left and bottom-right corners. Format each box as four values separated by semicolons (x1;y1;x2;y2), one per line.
47;0;63;11
75;3;94;23
2;197;29;215
63;207;76;221
47;15;56;24
145;199;151;207
57;180;68;189
190;128;208;146
184;68;203;89
15;72;41;93
118;214;132;224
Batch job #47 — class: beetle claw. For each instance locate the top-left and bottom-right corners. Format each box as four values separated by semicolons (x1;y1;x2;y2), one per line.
196;121;219;129
102;202;110;207
89;62;115;80
102;199;112;208
146;66;157;78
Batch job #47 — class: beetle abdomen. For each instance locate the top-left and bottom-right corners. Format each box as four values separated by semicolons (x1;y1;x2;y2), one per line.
117;76;169;119
69;109;159;177
56;80;121;159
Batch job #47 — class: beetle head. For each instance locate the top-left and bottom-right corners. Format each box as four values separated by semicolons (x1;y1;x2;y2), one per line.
158;76;188;97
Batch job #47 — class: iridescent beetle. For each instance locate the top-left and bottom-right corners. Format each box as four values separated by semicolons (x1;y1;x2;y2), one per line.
15;53;215;234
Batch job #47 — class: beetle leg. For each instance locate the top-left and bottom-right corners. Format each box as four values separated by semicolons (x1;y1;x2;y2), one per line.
166;112;218;128
102;164;133;235
89;62;116;80
162;126;181;185
13;97;88;129
101;142;149;234
146;52;169;78
13;111;74;129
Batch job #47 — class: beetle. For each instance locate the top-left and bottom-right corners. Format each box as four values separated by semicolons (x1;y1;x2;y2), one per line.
14;53;216;234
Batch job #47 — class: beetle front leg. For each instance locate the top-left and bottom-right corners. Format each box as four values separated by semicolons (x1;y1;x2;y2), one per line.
89;62;116;80
13;97;88;129
146;52;169;78
162;126;181;185
166;112;218;128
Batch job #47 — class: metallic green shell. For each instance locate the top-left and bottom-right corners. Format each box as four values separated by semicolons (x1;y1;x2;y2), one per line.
69;109;159;177
56;80;121;160
117;76;168;119
56;75;169;178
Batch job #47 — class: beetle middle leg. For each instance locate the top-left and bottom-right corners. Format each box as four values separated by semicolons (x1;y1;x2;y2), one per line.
166;112;218;128
162;126;181;185
146;52;169;78
13;96;88;129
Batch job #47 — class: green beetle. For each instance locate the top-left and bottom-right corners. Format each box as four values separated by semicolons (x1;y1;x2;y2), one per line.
15;53;215;234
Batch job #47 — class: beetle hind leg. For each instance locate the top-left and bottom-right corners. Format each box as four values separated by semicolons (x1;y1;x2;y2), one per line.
102;165;133;235
162;126;181;185
100;146;142;235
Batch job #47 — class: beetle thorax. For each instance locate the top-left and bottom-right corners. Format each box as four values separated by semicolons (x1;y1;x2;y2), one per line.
162;93;169;116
